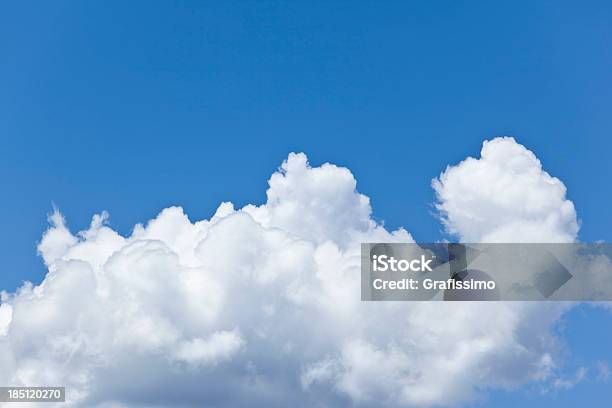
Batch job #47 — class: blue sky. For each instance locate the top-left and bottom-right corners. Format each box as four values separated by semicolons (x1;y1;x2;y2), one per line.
1;2;611;406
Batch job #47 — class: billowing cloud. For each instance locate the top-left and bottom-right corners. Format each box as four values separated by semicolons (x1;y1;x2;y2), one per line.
0;143;584;407
432;137;579;243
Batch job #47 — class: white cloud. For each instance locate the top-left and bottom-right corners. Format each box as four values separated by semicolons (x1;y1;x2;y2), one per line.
0;143;585;407
37;209;78;266
432;137;579;243
174;329;244;367
0;303;11;336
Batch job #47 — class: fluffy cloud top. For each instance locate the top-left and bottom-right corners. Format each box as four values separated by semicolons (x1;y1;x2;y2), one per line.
432;137;579;243
0;141;584;407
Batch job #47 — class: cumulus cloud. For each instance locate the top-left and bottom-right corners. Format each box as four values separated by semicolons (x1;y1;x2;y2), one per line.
0;143;585;407
432;137;579;243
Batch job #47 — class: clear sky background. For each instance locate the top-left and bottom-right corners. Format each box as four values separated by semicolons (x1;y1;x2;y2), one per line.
1;2;611;406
